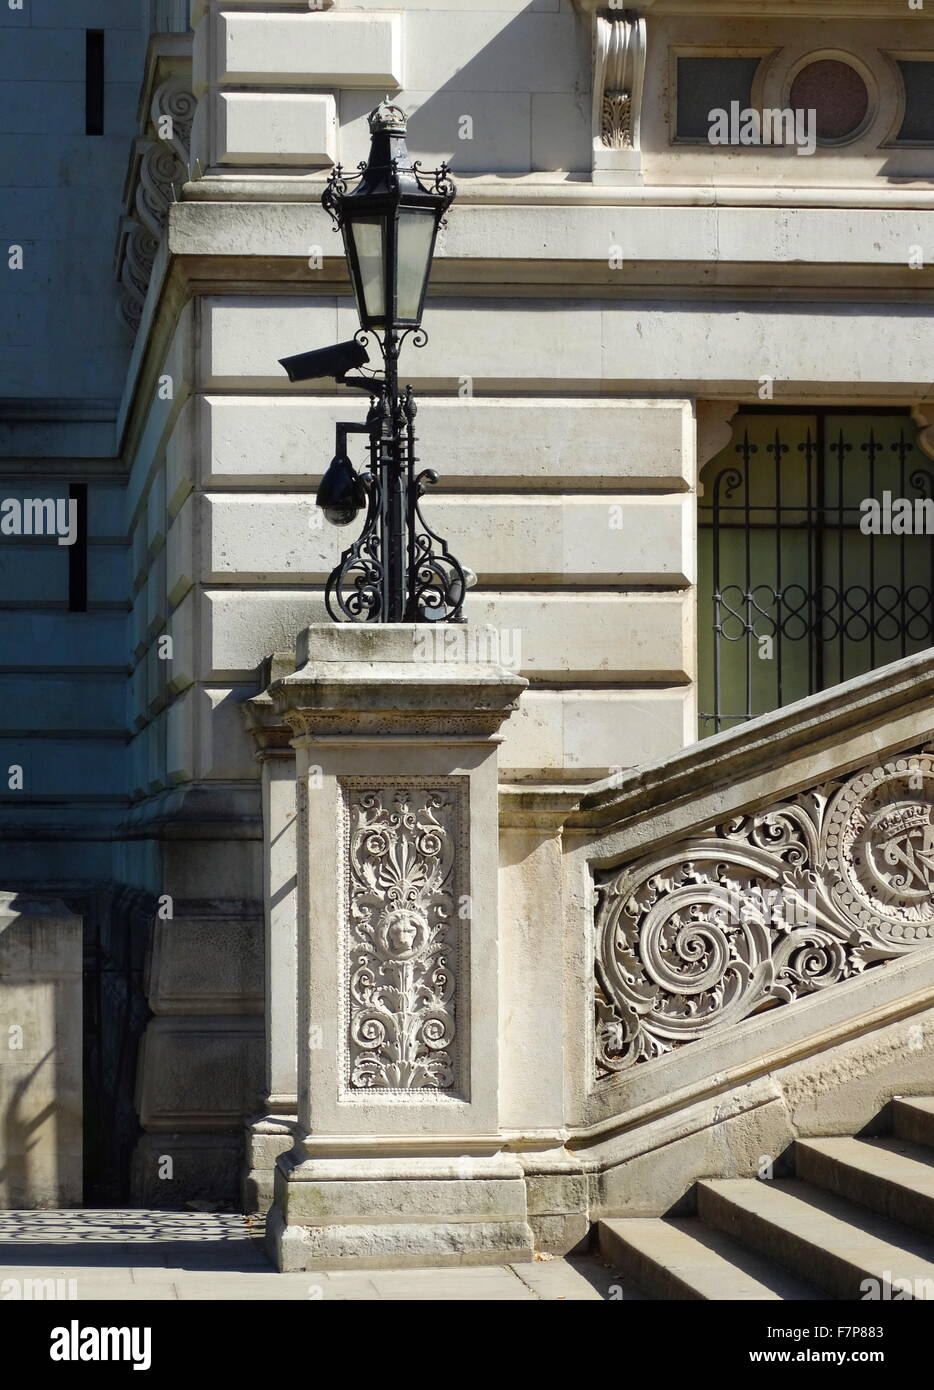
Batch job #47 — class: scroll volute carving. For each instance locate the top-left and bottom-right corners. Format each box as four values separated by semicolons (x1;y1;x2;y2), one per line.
594;747;934;1079
150;78;195;174
136;142;186;238
115;77;194;335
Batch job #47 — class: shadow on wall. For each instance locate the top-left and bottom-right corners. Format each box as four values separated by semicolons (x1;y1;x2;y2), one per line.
76;885;151;1207
0;895;82;1209
0;1047;56;1208
339;1;593;179
0;887;151;1209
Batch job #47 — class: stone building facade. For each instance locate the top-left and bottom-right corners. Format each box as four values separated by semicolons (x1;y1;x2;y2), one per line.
3;0;934;1274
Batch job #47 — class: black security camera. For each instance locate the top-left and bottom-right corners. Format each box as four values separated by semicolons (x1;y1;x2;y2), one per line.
315;422;372;526
279;339;370;383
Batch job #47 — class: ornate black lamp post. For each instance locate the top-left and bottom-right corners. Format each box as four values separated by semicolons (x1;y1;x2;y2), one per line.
282;100;468;623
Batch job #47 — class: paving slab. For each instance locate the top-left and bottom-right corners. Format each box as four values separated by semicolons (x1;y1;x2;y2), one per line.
75;1283;179;1301
510;1255;638;1301
0;1211;627;1300
174;1276;324;1301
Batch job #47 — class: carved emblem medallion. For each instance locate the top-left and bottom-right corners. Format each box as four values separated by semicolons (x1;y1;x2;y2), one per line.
823;755;934;943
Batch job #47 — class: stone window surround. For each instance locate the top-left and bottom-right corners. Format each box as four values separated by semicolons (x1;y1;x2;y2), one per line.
670;42;930;151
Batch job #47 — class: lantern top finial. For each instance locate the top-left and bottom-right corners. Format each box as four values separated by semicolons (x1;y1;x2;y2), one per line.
368;98;407;135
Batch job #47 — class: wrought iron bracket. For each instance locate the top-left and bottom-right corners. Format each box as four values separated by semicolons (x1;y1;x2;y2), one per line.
323;381;468;625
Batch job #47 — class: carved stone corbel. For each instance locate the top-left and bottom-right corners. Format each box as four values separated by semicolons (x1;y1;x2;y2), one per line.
592;10;646;185
696;401;740;486
117;285;143;336
911;405;934;462
115;219;159;334
113;36;193;337
151;77;196;174
136;140;185;238
123;222;159;298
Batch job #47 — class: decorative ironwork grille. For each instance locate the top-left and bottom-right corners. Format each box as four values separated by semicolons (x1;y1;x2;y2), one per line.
699;411;934;734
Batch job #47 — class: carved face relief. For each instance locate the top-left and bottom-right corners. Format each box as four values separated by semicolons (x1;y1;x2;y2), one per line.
379;904;427;960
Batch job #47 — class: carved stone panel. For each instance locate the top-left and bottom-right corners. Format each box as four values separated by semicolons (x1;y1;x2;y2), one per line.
594;747;934;1080
340;778;468;1097
592;11;647;168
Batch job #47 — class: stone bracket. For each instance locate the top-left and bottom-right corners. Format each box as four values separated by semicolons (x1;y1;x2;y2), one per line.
592;10;647;185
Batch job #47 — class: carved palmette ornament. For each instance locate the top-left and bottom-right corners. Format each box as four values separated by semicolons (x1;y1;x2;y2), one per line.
342;781;465;1092
595;748;934;1079
602;92;632;149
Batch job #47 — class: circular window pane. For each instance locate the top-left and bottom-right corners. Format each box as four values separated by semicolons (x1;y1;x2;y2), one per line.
789;59;870;141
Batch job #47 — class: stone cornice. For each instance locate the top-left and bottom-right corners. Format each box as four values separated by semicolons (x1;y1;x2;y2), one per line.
497;786;584;833
164;200;934;300
271;625;528;743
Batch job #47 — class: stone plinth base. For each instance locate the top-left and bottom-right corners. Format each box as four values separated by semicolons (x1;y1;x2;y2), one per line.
131;1133;244;1208
268;1147;534;1270
243;1112;298;1214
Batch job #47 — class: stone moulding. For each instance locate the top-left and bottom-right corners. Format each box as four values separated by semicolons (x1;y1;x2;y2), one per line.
339;777;469;1099
594;745;934;1080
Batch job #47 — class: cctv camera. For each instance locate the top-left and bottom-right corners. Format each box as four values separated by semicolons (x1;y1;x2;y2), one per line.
279;339;370;383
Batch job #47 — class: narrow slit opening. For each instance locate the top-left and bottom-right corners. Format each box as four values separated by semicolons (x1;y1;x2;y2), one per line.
86;31;105;137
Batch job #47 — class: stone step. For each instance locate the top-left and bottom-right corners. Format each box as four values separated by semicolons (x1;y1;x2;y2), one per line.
796;1137;934;1238
598;1216;824;1301
893;1097;934;1150
697;1178;934;1300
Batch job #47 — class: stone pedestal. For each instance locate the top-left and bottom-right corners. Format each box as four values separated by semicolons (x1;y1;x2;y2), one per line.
265;624;530;1269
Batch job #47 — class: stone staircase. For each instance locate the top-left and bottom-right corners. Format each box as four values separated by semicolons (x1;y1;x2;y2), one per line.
599;1098;934;1300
